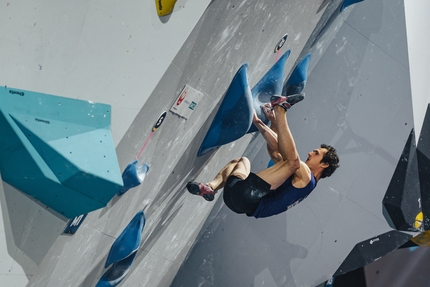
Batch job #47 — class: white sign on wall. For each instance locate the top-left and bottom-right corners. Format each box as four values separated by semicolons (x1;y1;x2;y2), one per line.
170;84;202;120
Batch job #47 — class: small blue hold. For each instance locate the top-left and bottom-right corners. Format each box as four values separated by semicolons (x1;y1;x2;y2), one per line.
197;64;254;156
283;53;311;96
96;210;146;287
118;160;149;196
340;0;364;12
247;50;291;134
96;252;138;287
104;210;145;267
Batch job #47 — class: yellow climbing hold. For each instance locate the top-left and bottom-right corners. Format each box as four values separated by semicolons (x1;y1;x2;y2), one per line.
414;211;423;229
411;230;430;246
156;0;177;16
410;212;430;246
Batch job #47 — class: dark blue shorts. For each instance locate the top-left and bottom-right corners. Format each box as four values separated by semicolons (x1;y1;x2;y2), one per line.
223;172;271;216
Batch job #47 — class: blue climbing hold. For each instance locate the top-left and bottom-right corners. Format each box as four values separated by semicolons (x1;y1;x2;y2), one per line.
247;50;291;133
96;252;138;287
118;160;149;196
197;64;254;156
283;53;311;96
96;210;145;286
105;210;145;268
340;0;364;12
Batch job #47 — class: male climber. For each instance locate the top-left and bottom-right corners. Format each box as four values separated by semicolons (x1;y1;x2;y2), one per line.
186;95;339;218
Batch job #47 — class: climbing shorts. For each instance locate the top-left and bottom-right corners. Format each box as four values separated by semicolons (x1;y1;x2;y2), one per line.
223;172;271;216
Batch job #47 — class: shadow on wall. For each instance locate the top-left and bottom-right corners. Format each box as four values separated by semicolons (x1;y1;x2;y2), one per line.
171;209;308;287
0;182;66;278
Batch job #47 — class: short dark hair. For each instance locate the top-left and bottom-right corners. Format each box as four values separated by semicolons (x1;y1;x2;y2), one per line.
320;144;339;178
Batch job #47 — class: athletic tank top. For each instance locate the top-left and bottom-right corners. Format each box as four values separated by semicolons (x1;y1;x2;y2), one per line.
252;173;317;218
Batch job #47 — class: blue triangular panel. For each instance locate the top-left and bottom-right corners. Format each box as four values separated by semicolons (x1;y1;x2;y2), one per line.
198;64;254;156
0;87;123;218
247;50;291;133
283;53;311;96
96;253;138;287
105;210;146;267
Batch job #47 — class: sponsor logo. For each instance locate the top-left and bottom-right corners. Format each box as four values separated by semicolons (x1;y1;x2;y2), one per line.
276;39;285;50
176;88;187;105
274;33;288;53
287;196;308;210
70;214;85;227
153;111;167;129
9;90;24;96
287;200;300;210
35;118;50;124
188;101;197;110
63;214;88;234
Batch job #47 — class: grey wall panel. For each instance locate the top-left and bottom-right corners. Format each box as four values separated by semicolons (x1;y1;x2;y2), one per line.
344;0;409;68
171;0;333;102
0;181;65;271
292;198;393;286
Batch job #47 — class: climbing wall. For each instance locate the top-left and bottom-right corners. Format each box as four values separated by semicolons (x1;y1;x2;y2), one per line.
171;0;422;286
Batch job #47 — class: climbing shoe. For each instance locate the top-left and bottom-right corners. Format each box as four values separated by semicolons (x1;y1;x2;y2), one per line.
270;93;305;110
186;182;216;201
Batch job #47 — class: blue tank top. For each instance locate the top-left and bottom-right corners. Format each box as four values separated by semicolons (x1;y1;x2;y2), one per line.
252;173;317;218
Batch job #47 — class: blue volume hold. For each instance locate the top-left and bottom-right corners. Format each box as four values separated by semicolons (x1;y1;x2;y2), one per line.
247;50;291;133
105;210;145;267
197;64;254;156
96;210;146;287
96;252;138;287
283;53;311;96
118;160;150;196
